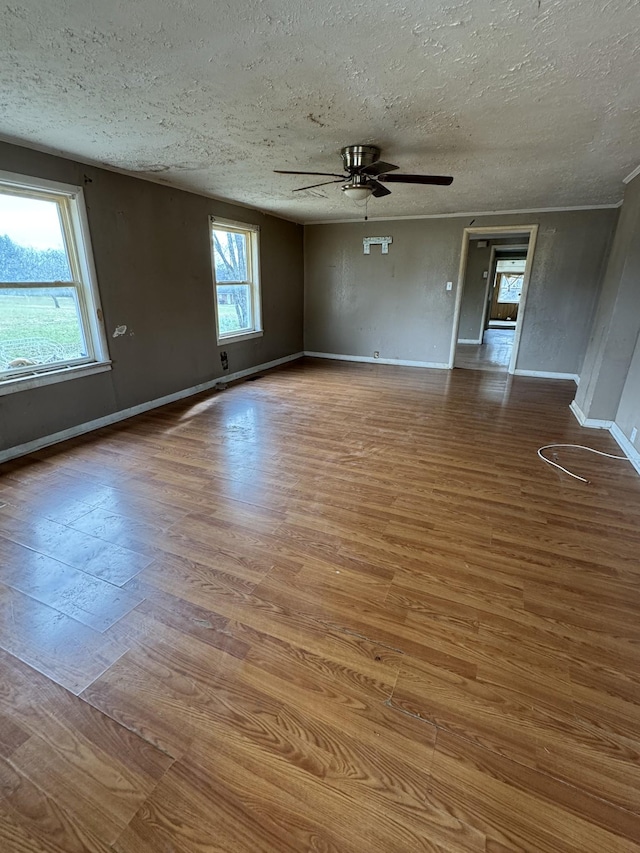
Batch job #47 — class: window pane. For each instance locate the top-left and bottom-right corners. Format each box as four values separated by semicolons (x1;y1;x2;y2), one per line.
217;285;252;335
0;287;87;372
497;274;523;303
0;193;72;282
496;259;526;273
212;229;248;282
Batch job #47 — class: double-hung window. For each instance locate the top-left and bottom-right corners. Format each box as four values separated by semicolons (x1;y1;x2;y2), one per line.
0;171;109;394
210;217;262;344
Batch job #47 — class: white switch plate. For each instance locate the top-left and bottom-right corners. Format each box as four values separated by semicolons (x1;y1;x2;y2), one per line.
446;281;453;291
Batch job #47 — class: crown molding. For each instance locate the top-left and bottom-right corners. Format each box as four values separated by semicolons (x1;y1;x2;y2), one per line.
623;164;640;185
304;203;622;226
1;132;628;226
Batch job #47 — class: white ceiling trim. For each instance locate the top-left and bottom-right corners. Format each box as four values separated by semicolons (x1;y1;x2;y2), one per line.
623;164;640;185
1;133;623;229
305;203;622;226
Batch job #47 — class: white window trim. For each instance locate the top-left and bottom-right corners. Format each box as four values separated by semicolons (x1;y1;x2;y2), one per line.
0;360;112;397
0;170;110;394
210;216;262;345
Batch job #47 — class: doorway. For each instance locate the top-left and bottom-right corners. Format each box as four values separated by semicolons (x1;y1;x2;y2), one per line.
448;226;538;373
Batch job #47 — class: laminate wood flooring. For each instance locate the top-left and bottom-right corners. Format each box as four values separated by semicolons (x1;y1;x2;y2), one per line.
455;329;514;371
1;357;640;852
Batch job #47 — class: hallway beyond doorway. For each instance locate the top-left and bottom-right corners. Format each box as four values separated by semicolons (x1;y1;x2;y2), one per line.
455;328;514;371
449;224;538;373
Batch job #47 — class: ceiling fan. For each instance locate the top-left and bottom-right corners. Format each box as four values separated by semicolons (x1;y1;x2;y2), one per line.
274;144;453;200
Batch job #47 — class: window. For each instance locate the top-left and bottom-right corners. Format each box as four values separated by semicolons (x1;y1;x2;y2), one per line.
497;273;524;303
495;258;526;303
0;171;109;394
210;218;262;343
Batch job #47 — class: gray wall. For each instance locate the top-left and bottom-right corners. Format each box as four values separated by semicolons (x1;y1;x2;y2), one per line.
615;332;640;451
0;141;304;453
304;219;457;365
575;175;640;425
305;209;617;373
458;242;491;343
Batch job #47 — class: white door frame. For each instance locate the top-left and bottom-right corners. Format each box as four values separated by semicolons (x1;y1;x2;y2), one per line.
448;225;539;373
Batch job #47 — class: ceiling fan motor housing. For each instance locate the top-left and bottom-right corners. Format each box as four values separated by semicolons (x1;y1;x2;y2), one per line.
341;145;381;173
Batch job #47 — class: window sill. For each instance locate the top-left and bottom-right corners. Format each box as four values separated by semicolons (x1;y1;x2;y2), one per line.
0;360;112;397
217;330;264;346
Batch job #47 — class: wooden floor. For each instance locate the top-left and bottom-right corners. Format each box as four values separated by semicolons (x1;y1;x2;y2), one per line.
1;357;640;852
455;329;514;371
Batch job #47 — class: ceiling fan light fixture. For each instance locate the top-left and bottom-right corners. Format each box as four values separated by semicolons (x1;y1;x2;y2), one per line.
275;145;453;202
341;182;373;201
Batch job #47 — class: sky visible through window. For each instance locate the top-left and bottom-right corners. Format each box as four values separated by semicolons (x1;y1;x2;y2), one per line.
0;193;65;250
0;191;81;370
0;192;71;283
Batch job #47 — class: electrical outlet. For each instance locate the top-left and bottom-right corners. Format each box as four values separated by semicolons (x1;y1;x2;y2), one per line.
446;281;453;291
373;351;380;358
631;427;638;443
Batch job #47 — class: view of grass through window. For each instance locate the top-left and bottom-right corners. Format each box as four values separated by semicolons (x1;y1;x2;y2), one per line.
0;192;86;373
212;228;252;335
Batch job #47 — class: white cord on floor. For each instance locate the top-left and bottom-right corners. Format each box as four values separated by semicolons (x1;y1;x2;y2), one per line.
537;443;628;484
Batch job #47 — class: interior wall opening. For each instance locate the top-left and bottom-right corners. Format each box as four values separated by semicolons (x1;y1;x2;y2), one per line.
449;226;538;374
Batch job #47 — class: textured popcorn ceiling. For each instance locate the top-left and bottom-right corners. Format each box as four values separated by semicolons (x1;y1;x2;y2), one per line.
1;0;638;222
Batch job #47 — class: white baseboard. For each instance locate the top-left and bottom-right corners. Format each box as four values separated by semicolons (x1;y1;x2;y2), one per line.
570;401;639;477
304;351;449;369
457;339;482;345
0;352;304;464
610;423;640;475
569;399;586;425
221;352;303;383
569;399;613;429
515;369;580;384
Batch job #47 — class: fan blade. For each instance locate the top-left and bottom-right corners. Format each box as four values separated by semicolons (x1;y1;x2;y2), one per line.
360;160;399;177
274;170;346;178
370;180;392;198
293;179;346;192
377;174;453;185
